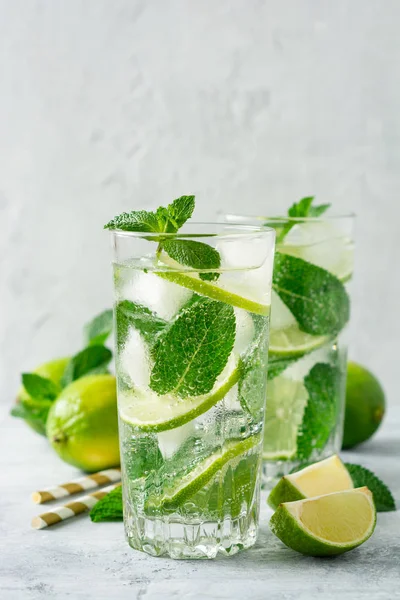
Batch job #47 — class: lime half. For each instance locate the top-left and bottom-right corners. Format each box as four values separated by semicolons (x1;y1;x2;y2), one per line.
263;377;308;460
119;360;241;432
146;434;261;511
157;271;269;316
268;455;354;509
269;325;328;358
270;487;376;556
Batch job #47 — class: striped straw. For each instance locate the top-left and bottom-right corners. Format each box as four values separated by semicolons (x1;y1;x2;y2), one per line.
31;468;121;504
31;483;121;529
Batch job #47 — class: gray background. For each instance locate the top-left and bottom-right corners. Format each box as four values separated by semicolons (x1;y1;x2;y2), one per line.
0;0;399;411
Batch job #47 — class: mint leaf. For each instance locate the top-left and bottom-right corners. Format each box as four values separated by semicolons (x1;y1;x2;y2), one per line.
239;316;269;418
61;345;112;387
166;196;195;229
11;401;51;429
296;363;339;461
345;463;396;512
104;195;195;233
273;253;350;337
21;373;60;402
84;309;113;346
90;485;123;522
162;239;221;282
150;297;235;397
115;300;167;348
277;197;331;242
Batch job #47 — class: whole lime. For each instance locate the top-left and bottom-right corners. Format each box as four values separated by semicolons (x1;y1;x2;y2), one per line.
17;357;70;436
342;362;385;450
46;374;120;472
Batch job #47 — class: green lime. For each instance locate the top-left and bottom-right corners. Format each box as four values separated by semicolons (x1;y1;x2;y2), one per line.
268;455;353;509
270;487;376;556
263;377;308;460
46;375;120;472
17;357;70;436
157;271;269;316
146;434;261;511
119;359;241;432
342;362;385;449
269;325;328;358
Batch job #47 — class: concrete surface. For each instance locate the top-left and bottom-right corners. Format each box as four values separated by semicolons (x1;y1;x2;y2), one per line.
0;0;399;410
1;409;399;599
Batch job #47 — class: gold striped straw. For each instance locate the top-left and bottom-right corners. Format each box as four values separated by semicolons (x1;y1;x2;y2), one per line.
31;483;121;529
31;468;121;504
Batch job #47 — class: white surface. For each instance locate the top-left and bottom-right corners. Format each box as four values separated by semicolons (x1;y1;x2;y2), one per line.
1;409;399;600
0;1;399;409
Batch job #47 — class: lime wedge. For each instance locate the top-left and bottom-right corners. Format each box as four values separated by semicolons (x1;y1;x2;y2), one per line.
157;271;269;316
146;434;261;511
269;325;328;358
263;377;308;460
119;359;241;432
268;455;354;509
270;487;376;556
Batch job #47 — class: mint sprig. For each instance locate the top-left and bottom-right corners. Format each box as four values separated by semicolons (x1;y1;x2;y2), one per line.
273;253;350;337
275;196;331;243
115;300;166;348
345;463;396;512
11;373;61;429
84;309;113;347
150;296;235;398
296;363;339;461
61;345;112;388
90;485;123;522
105;196;222;280
21;373;60;402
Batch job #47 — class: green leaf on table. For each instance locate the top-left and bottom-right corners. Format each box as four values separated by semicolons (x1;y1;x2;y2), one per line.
150;296;235;398
276;197;331;242
115;300;167;348
345;463;396;512
90;485;123;522
10;400;52;427
272;253;350;337
162;239;221;282
21;373;60;402
84;309;113;347
104;195;195;233
296;363;339;461
61;345;113;387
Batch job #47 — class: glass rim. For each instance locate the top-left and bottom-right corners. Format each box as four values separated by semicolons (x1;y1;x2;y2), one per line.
108;221;276;240
224;212;356;224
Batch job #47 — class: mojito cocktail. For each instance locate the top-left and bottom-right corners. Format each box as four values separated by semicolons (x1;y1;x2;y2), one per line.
107;197;275;558
226;200;354;484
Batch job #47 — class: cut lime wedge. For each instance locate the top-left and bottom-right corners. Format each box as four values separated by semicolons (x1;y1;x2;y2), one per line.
269;324;328;358
270;487;376;556
119;360;241;432
263;376;308;460
268;455;354;509
156;271;269;316
146;434;261;511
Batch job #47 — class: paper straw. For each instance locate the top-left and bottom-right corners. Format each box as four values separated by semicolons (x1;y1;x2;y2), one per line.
31;468;121;504
31;483;121;529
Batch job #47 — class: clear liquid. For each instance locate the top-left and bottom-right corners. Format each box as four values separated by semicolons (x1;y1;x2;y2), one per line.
114;261;269;558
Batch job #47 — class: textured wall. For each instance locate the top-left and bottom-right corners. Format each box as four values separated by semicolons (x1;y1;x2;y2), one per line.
0;0;399;411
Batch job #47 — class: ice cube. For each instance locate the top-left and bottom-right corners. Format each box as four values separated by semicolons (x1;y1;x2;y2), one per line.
216;237;274;305
119;328;151;389
270;290;297;330
122;270;192;321
157;421;196;460
233;308;255;356
283;345;332;381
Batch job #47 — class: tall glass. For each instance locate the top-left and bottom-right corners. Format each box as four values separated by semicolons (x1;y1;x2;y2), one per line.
109;223;275;559
224;214;354;486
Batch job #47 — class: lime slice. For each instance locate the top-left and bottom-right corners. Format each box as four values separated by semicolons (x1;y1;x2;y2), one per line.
146;434;261;511
156;271;269;316
268;455;354;509
263;377;308;460
119;359;241;432
269;325;328;358
270;487;376;556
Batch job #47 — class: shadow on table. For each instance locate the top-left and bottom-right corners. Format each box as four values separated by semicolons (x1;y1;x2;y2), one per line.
345;436;400;458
